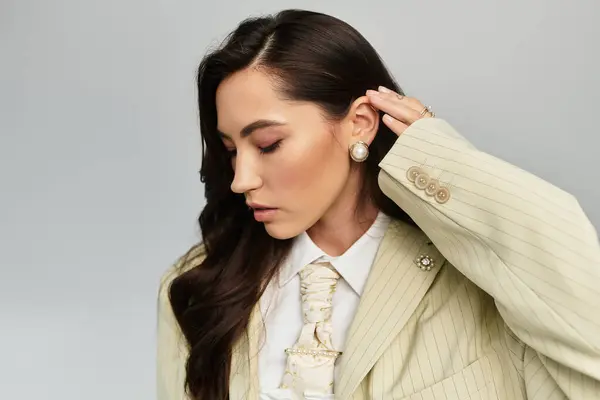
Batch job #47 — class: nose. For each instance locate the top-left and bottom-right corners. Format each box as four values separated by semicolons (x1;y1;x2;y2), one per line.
230;154;262;194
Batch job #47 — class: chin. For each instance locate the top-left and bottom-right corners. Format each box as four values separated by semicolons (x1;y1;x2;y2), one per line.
263;222;304;240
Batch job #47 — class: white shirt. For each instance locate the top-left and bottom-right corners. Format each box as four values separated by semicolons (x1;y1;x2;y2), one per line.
258;212;391;399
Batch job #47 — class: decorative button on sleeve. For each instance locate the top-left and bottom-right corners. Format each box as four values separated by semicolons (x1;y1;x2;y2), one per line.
406;166;422;183
434;187;451;204
405;165;452;204
414;173;430;190
425;179;439;196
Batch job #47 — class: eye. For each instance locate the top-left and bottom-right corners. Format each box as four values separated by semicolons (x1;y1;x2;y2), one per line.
259;140;282;154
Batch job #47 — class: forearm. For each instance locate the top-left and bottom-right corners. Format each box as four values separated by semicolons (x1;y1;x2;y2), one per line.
378;118;600;380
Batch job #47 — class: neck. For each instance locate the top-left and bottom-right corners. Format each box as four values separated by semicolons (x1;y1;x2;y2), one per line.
307;175;379;257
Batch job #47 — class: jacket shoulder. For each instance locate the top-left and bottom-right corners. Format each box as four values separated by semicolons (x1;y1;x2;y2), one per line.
159;243;207;300
157;243;206;400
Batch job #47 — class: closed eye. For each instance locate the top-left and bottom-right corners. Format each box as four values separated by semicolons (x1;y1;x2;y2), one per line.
259;140;282;154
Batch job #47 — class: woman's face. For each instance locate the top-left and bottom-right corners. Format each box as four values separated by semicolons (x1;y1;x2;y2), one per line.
215;68;373;239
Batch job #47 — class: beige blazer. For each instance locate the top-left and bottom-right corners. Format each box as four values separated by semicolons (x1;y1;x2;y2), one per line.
157;118;600;399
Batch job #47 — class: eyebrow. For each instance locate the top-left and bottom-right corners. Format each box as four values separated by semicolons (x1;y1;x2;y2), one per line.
218;119;287;139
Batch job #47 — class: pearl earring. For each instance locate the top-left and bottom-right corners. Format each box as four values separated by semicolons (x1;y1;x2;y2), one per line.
349;141;369;162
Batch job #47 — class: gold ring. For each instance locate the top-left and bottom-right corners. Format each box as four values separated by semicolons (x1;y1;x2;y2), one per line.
420;105;433;117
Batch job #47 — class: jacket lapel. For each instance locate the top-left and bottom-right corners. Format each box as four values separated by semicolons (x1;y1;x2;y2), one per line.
335;220;446;400
229;305;262;400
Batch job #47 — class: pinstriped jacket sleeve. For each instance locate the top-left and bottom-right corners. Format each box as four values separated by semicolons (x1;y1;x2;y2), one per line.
377;118;600;398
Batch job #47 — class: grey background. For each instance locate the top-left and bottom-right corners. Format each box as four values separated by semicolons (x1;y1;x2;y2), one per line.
1;0;598;398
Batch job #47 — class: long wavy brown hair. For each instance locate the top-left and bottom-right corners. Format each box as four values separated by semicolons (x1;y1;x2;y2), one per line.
168;9;414;399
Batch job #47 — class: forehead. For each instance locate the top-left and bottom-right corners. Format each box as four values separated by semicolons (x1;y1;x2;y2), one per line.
215;68;284;134
215;68;329;137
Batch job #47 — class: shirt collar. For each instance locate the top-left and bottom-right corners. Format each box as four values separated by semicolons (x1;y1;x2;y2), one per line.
278;212;391;296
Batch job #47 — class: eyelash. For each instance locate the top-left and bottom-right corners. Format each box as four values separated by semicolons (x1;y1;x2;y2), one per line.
227;140;282;157
259;140;282;154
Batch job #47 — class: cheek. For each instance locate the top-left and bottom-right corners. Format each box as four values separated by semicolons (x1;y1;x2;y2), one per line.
268;134;349;197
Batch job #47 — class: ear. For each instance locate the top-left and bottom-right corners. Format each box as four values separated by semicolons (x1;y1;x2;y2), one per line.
343;96;380;146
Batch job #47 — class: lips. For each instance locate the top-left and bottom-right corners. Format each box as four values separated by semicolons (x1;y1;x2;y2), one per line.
248;203;278;222
247;202;273;210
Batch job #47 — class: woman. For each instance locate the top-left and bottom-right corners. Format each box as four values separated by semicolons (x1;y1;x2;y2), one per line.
157;9;600;400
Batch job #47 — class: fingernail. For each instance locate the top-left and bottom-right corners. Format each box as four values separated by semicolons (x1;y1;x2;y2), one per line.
366;89;380;97
378;86;392;93
383;114;393;124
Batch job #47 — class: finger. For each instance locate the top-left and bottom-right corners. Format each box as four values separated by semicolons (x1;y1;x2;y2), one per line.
378;86;428;115
382;113;409;136
366;90;422;125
